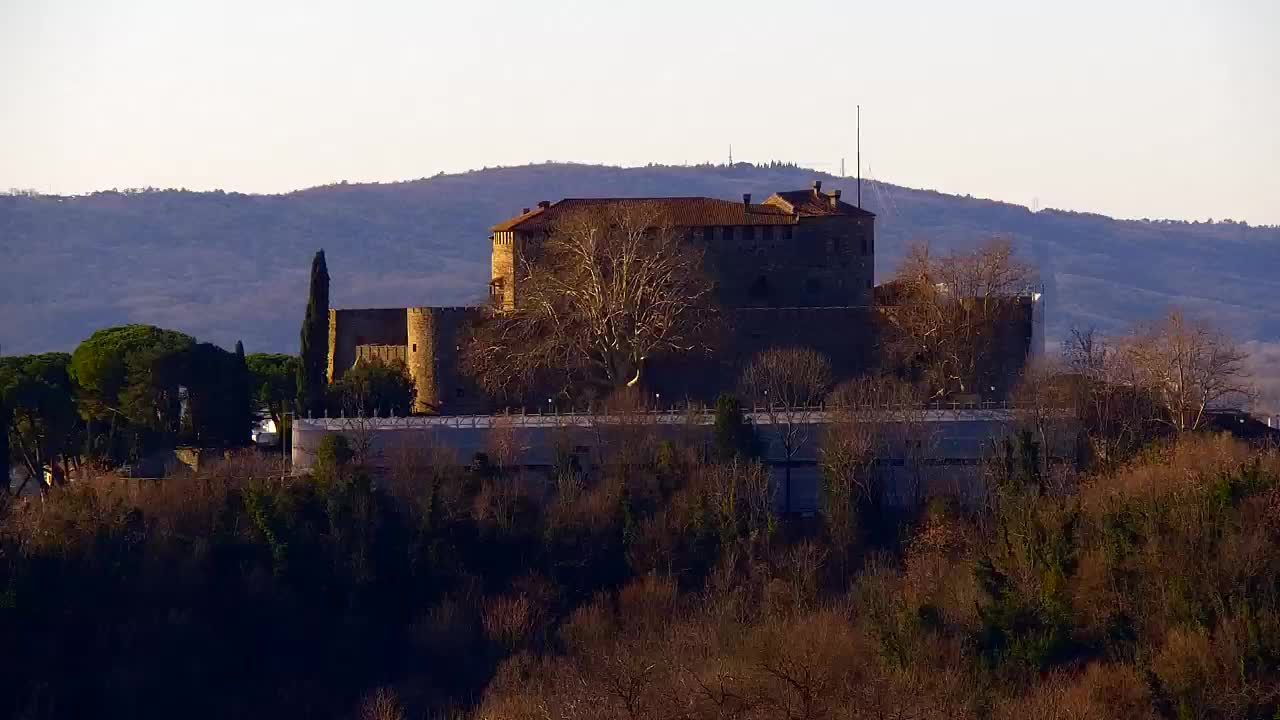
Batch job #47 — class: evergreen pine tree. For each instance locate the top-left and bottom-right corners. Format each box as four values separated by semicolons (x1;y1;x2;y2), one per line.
298;250;329;415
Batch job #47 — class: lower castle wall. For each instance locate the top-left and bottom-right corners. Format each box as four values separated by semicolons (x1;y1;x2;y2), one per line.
330;301;1034;414
329;308;409;382
644;307;879;403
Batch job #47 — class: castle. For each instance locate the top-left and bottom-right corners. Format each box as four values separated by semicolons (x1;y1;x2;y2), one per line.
327;180;1036;413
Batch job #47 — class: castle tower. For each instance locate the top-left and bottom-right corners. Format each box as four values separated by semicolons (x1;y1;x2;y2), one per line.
490;231;517;310
406;307;435;413
489;201;551;310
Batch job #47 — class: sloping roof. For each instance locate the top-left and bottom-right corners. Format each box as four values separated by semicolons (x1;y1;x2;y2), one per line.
490;197;797;232
764;189;876;218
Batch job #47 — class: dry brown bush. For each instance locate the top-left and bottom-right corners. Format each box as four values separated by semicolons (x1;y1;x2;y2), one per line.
481;593;537;650
992;663;1155;720
742;609;868;719
481;571;560;650
902;514;981;629
382;440;456;496
617;573;679;634
1078;434;1255;509
357;687;405;720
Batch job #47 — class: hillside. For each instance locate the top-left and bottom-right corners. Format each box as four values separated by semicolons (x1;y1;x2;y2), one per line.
2;163;1278;359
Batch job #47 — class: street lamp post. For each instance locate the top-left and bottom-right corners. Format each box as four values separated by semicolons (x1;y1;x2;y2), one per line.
281;411;293;477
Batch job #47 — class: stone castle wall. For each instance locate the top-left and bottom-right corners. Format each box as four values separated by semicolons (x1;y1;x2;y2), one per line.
644;306;880;401
685;215;875;309
328;308;409;382
406;306;487;414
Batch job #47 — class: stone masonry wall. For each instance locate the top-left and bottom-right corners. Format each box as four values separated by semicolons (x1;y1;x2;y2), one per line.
406;306;488;414
645;307;879;402
700;215;874;308
792;215;875;306
328;308;408;382
355;344;408;367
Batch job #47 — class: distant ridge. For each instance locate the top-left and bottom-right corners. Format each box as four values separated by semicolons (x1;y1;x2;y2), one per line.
2;163;1278;360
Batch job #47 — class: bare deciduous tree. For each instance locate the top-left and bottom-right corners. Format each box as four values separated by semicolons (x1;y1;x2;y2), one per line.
1061;325;1155;469
357;687;405;720
1010;357;1077;476
820;374;922;566
882;238;1036;399
1120;309;1253;433
741;347;832;513
463;203;716;400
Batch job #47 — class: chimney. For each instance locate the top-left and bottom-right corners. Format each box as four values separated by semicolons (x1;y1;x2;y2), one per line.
742;193;751;206
522;208;530;214
537;200;551;209
831;189;841;209
812;180;823;193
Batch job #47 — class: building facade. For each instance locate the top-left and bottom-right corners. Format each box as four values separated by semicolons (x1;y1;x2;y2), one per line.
489;181;874;310
326;180;1035;413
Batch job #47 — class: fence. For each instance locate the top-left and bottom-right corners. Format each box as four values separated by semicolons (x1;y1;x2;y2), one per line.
294;400;1072;432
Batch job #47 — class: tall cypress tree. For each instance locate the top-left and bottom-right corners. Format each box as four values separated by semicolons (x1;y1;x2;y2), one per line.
298;250;330;416
233;340;253;442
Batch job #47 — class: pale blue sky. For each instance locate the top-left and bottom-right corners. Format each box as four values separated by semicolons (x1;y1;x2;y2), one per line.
2;0;1277;223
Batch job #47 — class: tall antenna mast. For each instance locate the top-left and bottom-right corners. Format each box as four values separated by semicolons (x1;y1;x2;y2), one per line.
840;157;845;178
728;144;733;165
856;105;862;208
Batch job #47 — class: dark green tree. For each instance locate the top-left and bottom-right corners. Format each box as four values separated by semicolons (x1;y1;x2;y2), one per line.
298;250;330;416
332;358;414;417
70;325;195;462
186;342;254;447
247;353;300;428
1;353;80;492
711;393;757;463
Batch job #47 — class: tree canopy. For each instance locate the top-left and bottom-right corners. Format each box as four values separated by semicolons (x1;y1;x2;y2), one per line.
0;353;79;490
332;358;415;417
247;353;301;426
298;250;330;415
464;204;716;401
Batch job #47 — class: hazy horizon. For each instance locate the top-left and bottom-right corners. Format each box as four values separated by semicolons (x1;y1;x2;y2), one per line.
3;0;1278;225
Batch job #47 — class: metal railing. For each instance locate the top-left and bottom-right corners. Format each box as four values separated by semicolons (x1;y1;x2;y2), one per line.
295;401;1074;431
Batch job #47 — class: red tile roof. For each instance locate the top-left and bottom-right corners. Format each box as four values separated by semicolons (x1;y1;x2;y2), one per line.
764;190;876;218
490;197;797;233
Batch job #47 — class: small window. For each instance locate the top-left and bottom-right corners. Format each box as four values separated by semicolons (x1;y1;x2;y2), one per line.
861;237;868;255
412;343;417;352
455;387;465;398
866;279;873;289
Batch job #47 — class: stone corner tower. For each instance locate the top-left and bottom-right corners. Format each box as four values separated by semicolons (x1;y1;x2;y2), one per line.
405;307;436;414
